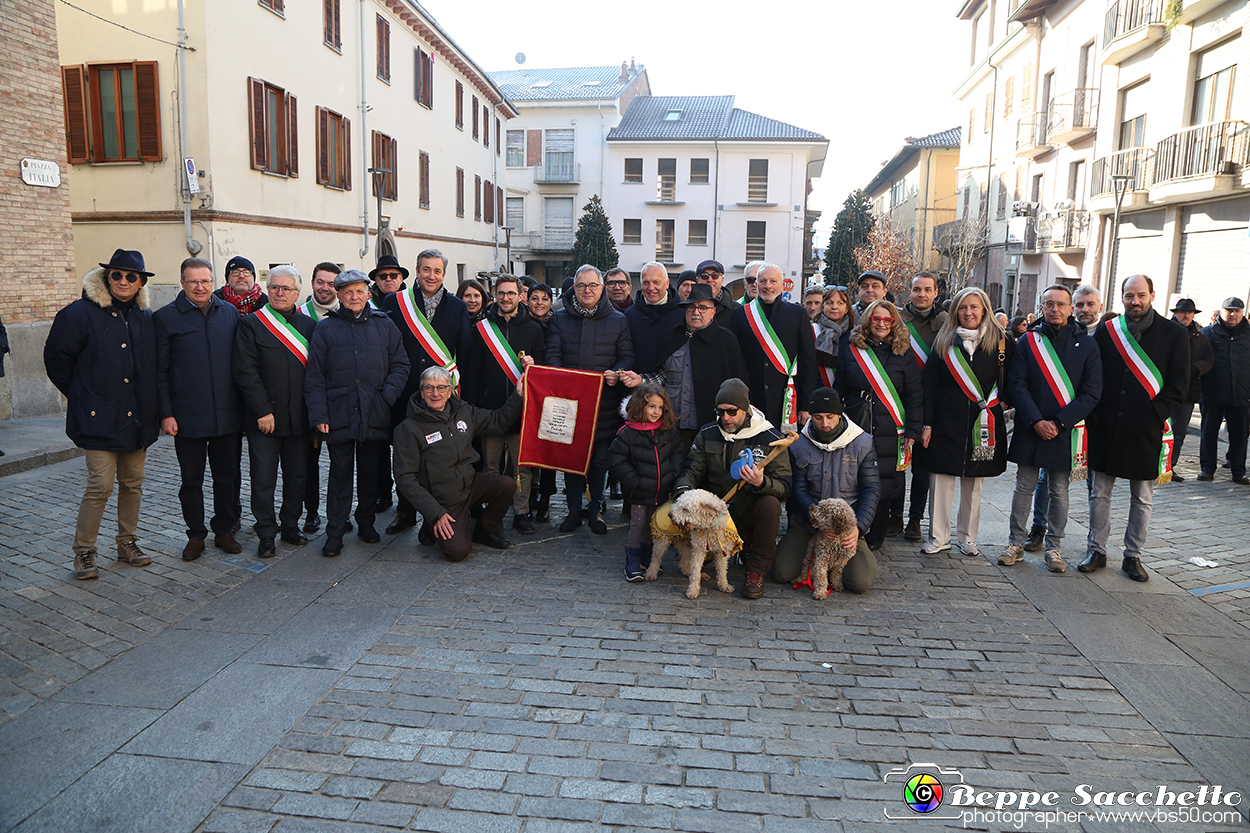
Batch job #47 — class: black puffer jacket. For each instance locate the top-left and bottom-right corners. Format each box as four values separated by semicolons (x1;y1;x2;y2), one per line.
608;422;686;506
392;392;523;522
546;290;634;442
1200;317;1250;407
305;306;410;442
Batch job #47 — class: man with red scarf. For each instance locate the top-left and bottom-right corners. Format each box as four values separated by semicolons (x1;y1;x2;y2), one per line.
213;256;269;317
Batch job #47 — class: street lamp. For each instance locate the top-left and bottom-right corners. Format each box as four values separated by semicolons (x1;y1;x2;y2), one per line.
367;165;392;247
1105;173;1132;298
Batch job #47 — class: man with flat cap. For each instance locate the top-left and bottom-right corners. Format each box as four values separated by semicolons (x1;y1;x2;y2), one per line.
1199;297;1249;484
1168;298;1213;480
45;249;159;580
306;269;410;556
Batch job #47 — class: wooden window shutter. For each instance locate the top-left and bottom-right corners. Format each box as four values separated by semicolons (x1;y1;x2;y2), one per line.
271;0;284;12
324;0;341;49
389;136;397;199
496;118;501;156
497;187;503;226
372;130;380;197
134;61;162;160
316;106;329;185
286;91;298;177
248;77;267;170
343;116;351;191
526;129;541;166
61;65;90;163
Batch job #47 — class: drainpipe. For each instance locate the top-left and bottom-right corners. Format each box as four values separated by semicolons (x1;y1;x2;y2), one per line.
597;103;605;197
358;0;371;259
492;102;500;269
712;139;720;261
177;0;200;256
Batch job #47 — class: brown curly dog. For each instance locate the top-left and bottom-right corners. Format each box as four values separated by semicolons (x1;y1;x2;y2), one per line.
805;498;858;599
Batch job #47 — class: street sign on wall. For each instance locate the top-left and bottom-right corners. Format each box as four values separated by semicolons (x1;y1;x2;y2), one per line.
20;158;60;188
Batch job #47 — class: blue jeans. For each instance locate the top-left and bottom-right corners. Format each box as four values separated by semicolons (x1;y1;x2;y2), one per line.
1012;466;1070;551
563;438;611;515
1031;468;1049;529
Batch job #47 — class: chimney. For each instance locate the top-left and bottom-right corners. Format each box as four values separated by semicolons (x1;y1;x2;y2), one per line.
619;61;629;81
630;57;636;72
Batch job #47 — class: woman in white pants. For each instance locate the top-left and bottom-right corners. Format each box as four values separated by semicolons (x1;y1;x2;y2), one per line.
918;288;1012;555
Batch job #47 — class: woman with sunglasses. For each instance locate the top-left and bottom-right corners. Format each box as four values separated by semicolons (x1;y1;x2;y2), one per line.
836;299;922;551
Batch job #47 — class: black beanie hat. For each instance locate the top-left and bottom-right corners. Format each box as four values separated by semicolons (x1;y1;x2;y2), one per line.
715;378;751;411
807;387;843;415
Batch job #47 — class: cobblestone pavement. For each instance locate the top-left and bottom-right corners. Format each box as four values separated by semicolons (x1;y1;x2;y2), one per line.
1;431;1247;832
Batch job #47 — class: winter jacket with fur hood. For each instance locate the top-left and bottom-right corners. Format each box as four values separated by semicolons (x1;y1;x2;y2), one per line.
44;267;159;452
788;417;880;536
674;406;791;510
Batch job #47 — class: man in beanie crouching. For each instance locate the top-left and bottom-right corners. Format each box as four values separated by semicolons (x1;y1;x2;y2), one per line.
674;378;791;599
774;389;880;593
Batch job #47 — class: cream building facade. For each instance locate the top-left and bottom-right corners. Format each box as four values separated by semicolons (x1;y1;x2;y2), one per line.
57;0;515;300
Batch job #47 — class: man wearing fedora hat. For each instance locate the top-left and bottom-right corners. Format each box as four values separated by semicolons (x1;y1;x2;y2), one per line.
369;254;408;308
1199;297;1250;484
45;249;160;579
1168;298;1214;481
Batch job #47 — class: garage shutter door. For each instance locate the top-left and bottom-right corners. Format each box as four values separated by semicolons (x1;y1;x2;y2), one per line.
1177;228;1250;314
1112;235;1163;295
544;197;574;250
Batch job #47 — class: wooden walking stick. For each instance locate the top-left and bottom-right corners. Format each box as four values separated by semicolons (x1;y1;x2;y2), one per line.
721;431;800;502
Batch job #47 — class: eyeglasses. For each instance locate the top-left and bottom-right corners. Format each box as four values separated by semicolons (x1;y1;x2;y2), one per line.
575;283;600;292
421;384;452;393
870;315;894;325
268;285;298;294
714;406;740;417
228;268;254;278
828;285;847;292
1040;300;1070;309
496;290;519;298
689;304;715;314
183;279;212;288
110;271;142;284
606;280;630;287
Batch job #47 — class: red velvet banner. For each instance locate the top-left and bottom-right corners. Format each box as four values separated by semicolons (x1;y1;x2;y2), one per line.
517;366;604;475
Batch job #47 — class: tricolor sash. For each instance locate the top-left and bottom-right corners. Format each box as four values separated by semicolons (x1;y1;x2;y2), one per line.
255;304;309;366
476;318;524;385
396;288;460;388
1105;316;1172;483
298;300;322;322
904;322;930;367
943;347;1000;462
1027;331;1086;478
849;343;909;470
812;323;835;387
744;299;798;430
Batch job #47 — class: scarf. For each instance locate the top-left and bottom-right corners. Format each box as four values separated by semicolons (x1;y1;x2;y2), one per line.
422;287;445;319
814;315;849;355
571;294;600;319
222;283;263;315
305;295;338;318
800;415;865;452
955;326;979;354
1125;307;1154;339
623;420;662;432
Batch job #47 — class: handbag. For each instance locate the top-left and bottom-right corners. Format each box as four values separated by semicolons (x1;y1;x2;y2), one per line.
843;389;875;435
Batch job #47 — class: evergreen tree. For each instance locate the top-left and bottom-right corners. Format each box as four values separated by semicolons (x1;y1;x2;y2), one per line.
570;195;619;272
823;189;874;286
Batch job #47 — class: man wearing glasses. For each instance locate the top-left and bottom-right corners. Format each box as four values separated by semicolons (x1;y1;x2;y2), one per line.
233;265;317;558
674;378;791;599
739;261;763;306
660;284;747;448
546;264;635;534
306;270;411;557
45;249;160;580
695;259;736;326
605;268;634;312
213;256;268;316
369;254;408;308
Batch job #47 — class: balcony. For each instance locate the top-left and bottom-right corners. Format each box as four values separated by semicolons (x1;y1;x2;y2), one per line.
532;160;580;184
1018;209;1091;254
1102;0;1165;65
933;219;987;255
1173;0;1227;25
1150;121;1249;203
1046;89;1099;145
1089;147;1154;213
1016;113;1052;159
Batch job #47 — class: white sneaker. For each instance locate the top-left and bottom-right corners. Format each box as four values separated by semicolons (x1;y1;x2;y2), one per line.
998;544;1024;566
959;542;981;557
921;540;951;554
1044;549;1066;573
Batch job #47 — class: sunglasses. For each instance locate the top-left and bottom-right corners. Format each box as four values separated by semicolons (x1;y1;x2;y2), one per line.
744;277;757;284
714;406;740;417
697;272;722;280
109;271;142;284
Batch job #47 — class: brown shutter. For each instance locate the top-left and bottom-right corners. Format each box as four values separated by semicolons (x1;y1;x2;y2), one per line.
343;117;352;191
286;92;298;177
497;186;503;226
526;129;541;166
271;0;284;12
496;118;501;157
324;0;341;48
389;136;397;199
134;61;161;160
249;77;266;170
316;106;328;184
371;130;379;197
61;65;90;164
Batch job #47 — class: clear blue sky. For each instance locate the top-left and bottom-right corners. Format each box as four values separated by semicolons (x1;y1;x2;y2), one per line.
427;0;968;239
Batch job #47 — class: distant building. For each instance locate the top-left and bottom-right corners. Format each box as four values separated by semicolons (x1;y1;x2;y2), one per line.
488;62;651;285
56;0;516;301
606;95;828;297
864;127;961;284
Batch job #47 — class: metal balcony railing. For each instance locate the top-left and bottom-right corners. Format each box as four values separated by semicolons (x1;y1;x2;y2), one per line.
1016;112;1050;154
543;228;575;249
532;160;580;184
1046;89;1099;141
1090;146;1155;197
933;219;988;254
1025;209;1091;252
1152;121;1250;185
1104;0;1164;45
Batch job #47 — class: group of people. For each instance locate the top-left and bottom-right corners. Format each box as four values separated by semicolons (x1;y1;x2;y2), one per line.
45;246;1241;600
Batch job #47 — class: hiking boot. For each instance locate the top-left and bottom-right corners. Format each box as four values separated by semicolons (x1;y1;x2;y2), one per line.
903;519;923;542
74;550;99;580
182;538;205;561
214;532;242;554
116;539;151;567
1024;525;1046;552
742;572;764;599
512;513;536;535
997;544;1024;566
1044;549;1066;573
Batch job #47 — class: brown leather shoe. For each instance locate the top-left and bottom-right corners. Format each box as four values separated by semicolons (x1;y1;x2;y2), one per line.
885;514;905;537
214;532;242;554
116;539;152;567
903;519;922;542
182;538;205;561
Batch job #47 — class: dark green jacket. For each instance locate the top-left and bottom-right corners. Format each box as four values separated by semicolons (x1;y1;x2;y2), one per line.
675;407;791;510
393;391;522;521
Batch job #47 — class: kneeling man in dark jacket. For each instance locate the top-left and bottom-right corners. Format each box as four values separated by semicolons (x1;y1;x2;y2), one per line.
393;366;526;561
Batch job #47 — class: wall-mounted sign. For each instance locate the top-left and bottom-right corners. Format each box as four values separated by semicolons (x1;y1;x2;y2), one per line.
184;158;200;194
20;158;60;188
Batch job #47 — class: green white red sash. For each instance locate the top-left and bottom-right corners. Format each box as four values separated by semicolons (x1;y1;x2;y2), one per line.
849;343;909;470
476;318;524;385
298;300;321;321
255;304;309;366
1028;331;1087;476
1105;315;1172;483
812;323;835;387
744;299;797;429
397;287;459;387
943;346;1000;462
905;322;930;367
